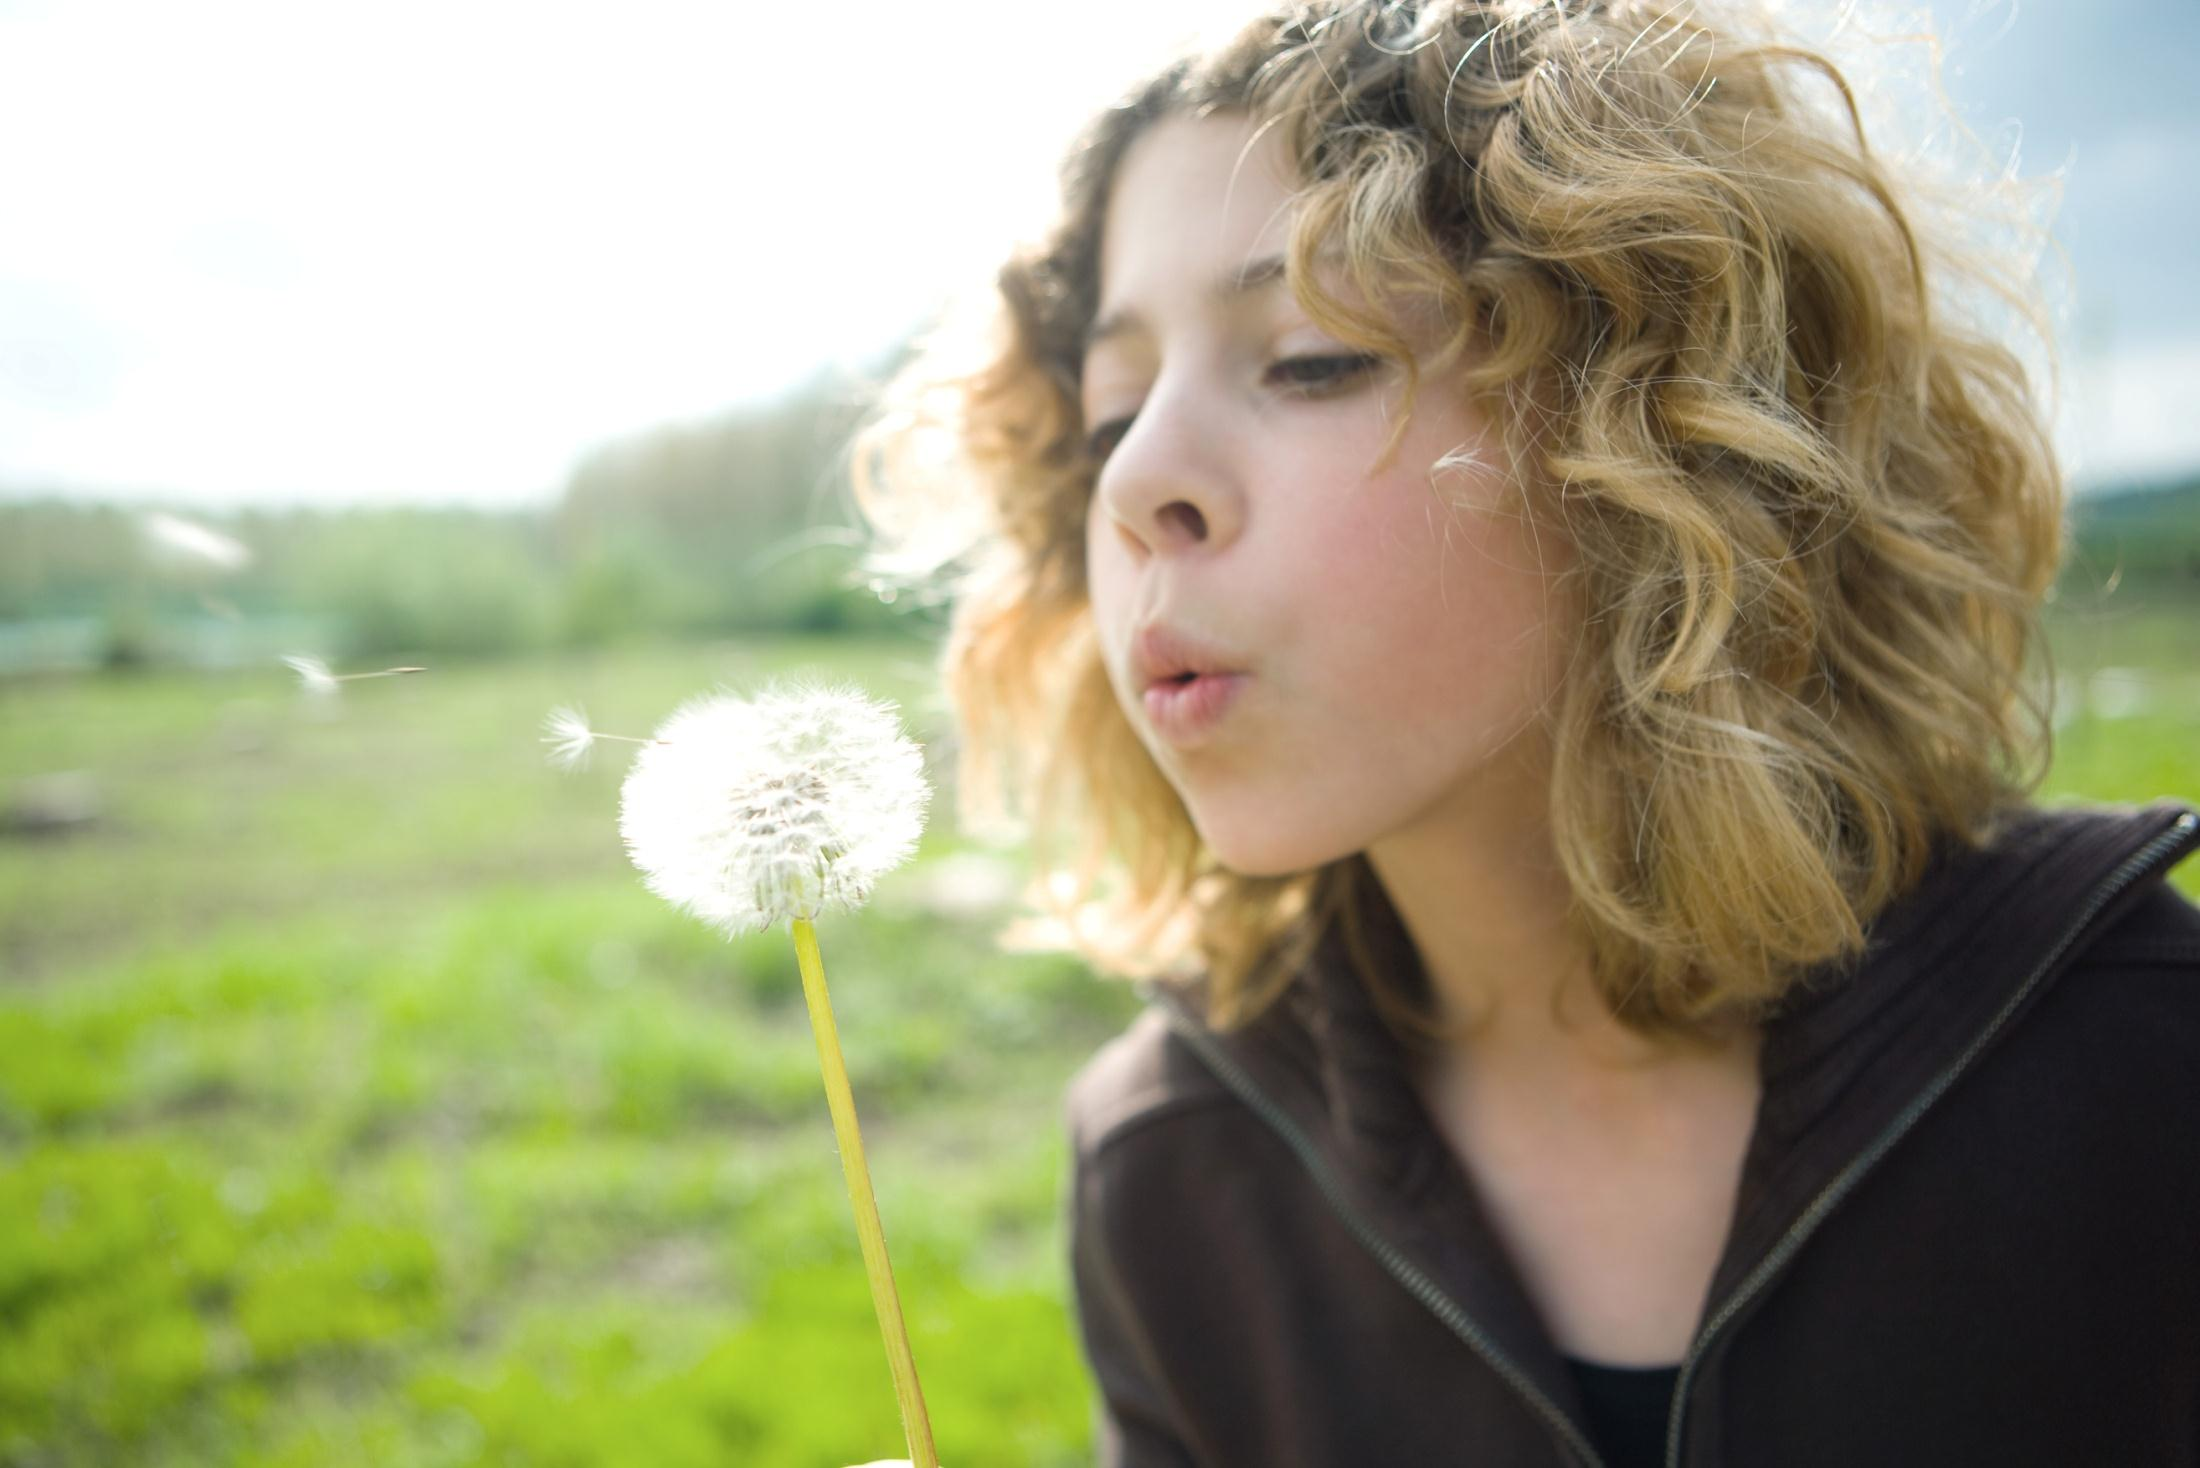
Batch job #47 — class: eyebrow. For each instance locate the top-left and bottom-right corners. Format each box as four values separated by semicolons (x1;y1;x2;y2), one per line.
1083;252;1291;354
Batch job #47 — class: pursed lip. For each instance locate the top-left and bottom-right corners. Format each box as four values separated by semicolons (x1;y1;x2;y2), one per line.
1131;622;1251;692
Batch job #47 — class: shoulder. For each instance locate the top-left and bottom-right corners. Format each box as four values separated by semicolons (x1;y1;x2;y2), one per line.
1063;994;1246;1164
2057;872;2200;1068
2026;857;2200;1118
2074;876;2200;970
1978;797;2200;983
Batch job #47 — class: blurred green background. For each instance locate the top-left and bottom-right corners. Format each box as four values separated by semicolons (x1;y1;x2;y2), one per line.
1;452;2196;1467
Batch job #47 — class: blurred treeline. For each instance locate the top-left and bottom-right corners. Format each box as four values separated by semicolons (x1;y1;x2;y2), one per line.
3;381;2198;673
0;372;920;673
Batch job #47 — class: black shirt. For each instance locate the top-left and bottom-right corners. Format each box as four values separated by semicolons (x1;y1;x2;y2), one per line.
1562;1355;1680;1468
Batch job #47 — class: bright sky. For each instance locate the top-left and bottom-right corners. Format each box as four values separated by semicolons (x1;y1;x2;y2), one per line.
2;0;2194;507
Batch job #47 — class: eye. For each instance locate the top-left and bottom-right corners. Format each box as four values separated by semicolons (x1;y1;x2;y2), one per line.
1265;352;1383;392
1084;416;1132;464
1081;353;1384;467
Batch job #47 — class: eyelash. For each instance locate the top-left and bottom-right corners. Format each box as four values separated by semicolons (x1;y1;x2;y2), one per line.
1083;352;1384;463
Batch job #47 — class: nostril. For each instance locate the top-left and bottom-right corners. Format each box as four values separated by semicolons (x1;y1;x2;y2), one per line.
1158;502;1207;541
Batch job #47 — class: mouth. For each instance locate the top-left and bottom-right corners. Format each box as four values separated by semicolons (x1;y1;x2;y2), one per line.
1145;669;1235;693
1131;623;1251;699
1140;669;1249;743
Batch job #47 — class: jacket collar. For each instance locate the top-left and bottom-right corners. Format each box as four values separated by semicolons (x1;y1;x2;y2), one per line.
1144;799;2199;1453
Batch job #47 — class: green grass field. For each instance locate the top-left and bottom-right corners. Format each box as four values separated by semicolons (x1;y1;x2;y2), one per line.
1;616;2195;1468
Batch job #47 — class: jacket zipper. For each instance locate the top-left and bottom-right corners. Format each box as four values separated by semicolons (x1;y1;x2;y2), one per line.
1149;809;2197;1468
1148;991;1613;1468
1660;807;2199;1468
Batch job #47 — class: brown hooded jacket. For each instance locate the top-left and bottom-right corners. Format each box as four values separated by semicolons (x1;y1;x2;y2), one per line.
1065;799;2200;1466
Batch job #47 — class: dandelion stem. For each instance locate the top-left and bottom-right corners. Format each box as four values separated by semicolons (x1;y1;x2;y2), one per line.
334;666;426;681
790;915;938;1468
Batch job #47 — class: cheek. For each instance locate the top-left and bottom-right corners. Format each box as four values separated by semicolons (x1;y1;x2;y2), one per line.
1082;511;1135;693
1082;504;1119;612
1325;468;1571;703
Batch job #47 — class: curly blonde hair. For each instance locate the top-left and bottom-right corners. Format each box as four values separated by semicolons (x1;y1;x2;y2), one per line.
850;0;2066;1047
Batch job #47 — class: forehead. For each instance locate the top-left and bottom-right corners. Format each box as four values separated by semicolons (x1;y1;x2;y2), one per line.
1094;112;1300;323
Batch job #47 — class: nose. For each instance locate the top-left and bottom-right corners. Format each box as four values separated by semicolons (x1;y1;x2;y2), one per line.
1090;380;1244;562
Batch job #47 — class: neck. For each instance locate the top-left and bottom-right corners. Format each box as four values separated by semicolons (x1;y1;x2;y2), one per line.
1363;744;1751;1079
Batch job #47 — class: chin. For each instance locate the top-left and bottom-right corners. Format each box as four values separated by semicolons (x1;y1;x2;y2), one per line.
1192;816;1351;881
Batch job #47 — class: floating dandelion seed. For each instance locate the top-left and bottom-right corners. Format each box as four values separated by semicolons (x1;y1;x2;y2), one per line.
541;705;597;770
281;654;426;700
282;654;340;698
141;510;252;573
612;676;938;1467
539;705;661;773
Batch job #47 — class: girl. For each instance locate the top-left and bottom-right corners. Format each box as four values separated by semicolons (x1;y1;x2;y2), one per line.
854;2;2200;1463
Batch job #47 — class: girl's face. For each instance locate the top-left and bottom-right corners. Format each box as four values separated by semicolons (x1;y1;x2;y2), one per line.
1081;111;1582;878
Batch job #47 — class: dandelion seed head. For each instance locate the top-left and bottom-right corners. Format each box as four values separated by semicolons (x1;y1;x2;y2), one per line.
282;654;339;697
541;704;597;771
617;677;931;935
